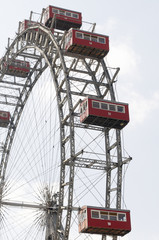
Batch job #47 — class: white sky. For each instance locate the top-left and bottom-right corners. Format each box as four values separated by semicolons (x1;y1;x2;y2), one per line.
1;0;159;239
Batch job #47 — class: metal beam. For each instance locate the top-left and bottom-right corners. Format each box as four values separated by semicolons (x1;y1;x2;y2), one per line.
1;201;45;209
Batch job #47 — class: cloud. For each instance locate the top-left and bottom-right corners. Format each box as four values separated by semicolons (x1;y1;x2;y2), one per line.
96;17;118;34
107;42;141;77
97;17;141;78
129;91;159;124
96;18;159;125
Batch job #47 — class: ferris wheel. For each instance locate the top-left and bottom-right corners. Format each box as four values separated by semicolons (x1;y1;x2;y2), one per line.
0;5;132;240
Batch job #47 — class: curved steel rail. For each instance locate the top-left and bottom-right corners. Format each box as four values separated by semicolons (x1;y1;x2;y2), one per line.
0;20;131;240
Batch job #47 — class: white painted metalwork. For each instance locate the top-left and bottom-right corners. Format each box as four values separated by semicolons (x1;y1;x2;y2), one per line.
0;9;131;240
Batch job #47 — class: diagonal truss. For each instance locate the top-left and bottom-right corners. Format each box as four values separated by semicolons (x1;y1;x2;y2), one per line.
0;16;131;240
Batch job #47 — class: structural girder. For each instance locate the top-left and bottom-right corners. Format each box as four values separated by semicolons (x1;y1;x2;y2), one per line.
0;20;130;240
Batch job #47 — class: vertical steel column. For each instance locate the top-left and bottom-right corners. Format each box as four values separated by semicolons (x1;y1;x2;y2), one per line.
105;128;111;208
102;128;111;240
116;129;123;209
101;59;124;240
64;75;75;239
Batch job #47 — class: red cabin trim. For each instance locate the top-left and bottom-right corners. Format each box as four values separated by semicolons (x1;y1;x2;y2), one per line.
80;97;129;129
65;29;109;59
19;20;37;32
0;111;10;128
78;206;131;236
3;59;30;78
44;5;82;31
19;20;54;34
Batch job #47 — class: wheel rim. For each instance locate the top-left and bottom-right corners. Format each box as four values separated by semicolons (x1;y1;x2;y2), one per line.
0;23;130;240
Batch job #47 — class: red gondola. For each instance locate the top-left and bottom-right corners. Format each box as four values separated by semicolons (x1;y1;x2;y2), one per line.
78;206;131;236
0;111;10;128
2;59;30;78
19;20;37;32
44;5;82;31
19;19;54;34
80;97;129;129
65;28;109;59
